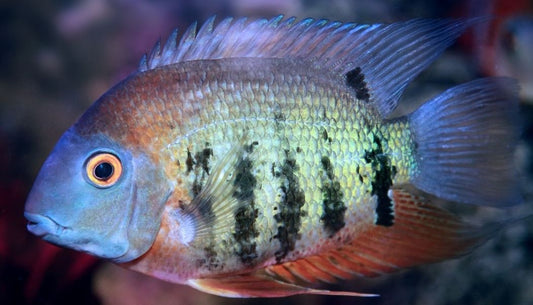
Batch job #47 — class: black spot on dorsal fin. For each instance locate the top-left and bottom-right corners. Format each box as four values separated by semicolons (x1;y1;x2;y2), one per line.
345;67;370;102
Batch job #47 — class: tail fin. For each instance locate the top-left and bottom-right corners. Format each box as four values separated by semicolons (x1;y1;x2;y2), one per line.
409;77;521;207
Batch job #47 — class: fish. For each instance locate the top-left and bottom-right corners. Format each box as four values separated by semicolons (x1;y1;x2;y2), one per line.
24;16;521;298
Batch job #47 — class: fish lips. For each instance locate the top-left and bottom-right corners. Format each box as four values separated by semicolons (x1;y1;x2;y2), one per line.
25;212;66;237
24;212;129;259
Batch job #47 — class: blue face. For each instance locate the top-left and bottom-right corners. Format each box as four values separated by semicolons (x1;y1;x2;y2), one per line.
24;128;172;262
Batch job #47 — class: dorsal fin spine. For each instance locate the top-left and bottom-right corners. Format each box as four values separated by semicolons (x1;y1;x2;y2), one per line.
148;40;161;68
174;21;198;61
207;17;233;58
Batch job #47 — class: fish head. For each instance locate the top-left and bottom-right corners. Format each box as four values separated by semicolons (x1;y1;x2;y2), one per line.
24;126;172;263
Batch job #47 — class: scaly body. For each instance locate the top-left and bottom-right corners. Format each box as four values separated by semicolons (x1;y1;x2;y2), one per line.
104;58;413;280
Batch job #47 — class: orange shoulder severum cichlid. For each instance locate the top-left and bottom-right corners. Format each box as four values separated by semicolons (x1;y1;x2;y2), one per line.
24;16;521;297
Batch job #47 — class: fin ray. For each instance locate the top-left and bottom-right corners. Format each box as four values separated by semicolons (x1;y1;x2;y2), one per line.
409;77;521;206
188;273;378;298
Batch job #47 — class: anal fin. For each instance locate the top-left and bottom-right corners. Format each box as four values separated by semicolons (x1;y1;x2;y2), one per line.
188;273;378;298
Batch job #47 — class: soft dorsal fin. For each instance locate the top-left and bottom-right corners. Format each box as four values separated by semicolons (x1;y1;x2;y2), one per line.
139;16;475;117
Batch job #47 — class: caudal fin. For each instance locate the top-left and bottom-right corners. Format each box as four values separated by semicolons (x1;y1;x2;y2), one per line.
409;77;521;207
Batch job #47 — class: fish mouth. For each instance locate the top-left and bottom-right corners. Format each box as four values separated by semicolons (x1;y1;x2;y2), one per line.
25;212;68;237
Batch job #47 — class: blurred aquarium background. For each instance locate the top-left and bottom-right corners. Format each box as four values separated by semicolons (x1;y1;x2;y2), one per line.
1;0;533;304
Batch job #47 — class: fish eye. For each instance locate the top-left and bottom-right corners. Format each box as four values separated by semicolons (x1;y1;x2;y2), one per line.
85;152;122;188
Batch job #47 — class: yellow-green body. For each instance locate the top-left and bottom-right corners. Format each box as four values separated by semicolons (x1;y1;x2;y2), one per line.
120;57;414;280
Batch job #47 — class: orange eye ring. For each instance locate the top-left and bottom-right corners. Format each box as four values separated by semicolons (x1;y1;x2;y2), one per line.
85;152;122;188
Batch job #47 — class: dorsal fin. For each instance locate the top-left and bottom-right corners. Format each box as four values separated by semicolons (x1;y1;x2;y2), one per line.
139;16;475;117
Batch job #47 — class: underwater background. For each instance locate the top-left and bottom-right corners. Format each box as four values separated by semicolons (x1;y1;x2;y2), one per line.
1;0;533;304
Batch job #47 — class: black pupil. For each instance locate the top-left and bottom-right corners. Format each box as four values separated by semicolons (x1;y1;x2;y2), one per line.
94;162;113;180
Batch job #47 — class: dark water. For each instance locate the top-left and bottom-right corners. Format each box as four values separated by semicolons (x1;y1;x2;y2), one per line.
1;0;532;304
